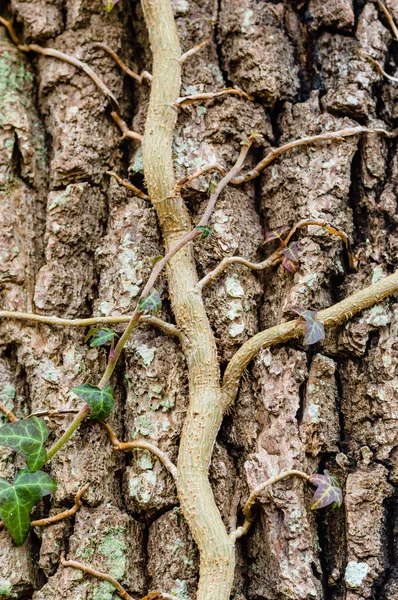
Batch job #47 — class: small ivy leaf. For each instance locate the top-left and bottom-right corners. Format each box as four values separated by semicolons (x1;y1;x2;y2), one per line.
281;242;300;273
281;255;299;273
102;0;119;12
195;225;212;240
72;384;115;421
281;242;299;262
209;180;217;193
264;225;290;244
293;308;325;345
309;470;343;510
0;417;49;472
137;289;162;316
84;327;99;344
89;328;115;348
0;469;56;545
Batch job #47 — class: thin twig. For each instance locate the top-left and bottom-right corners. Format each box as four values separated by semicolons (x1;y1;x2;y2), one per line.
361;52;398;83
173;163;226;194
228;489;241;533
177;87;253;106
61;555;136;600
180;37;211;63
196;255;281;291
229;471;310;542
26;408;80;418
0;484;89;531
107;171;149;200
0;16;20;44
222;269;398;410
375;0;398;39
31;484;89;526
196;218;355;290
0;18;120;110
102;423;178;480
20;43;119;111
231;126;396;185
0;311;181;339
0;400;18;422
93;42;153;83
282;219;357;269
110;113;143;143
98;139;253;388
141;593;181;600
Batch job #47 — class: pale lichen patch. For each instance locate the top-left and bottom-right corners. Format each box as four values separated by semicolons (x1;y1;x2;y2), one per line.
344;561;369;589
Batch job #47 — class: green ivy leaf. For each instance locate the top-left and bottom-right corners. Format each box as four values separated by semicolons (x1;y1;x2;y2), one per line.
84;327;99;343
195;225;212;239
0;469;56;545
137;289;162;316
88;328;115;348
72;384;115;421
0;417;49;472
293;308;325;345
309;470;343;510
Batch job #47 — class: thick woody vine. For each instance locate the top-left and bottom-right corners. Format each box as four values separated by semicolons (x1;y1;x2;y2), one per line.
0;2;398;600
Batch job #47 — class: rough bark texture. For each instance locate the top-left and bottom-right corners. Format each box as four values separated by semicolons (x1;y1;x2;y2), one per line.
0;0;397;597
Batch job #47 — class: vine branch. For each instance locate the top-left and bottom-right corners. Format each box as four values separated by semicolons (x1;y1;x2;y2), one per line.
45;405;91;462
0;311;181;339
222;269;398;410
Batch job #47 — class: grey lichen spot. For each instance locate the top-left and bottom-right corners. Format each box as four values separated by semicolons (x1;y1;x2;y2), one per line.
228;321;245;338
362;304;391;327
41;368;60;384
371;266;384;284
345;561;369;589
172;579;190;600
225;274;245;298
307;403;320;423
136;344;155;367
119;233;143;302
97;301;112;316
226;300;243;321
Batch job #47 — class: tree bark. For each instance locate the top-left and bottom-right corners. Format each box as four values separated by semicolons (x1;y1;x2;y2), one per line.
0;0;397;598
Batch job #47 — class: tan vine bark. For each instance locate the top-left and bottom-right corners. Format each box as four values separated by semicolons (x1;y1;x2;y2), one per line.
140;1;235;598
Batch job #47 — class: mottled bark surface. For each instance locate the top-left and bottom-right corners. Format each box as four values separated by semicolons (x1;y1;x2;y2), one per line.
0;0;397;597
